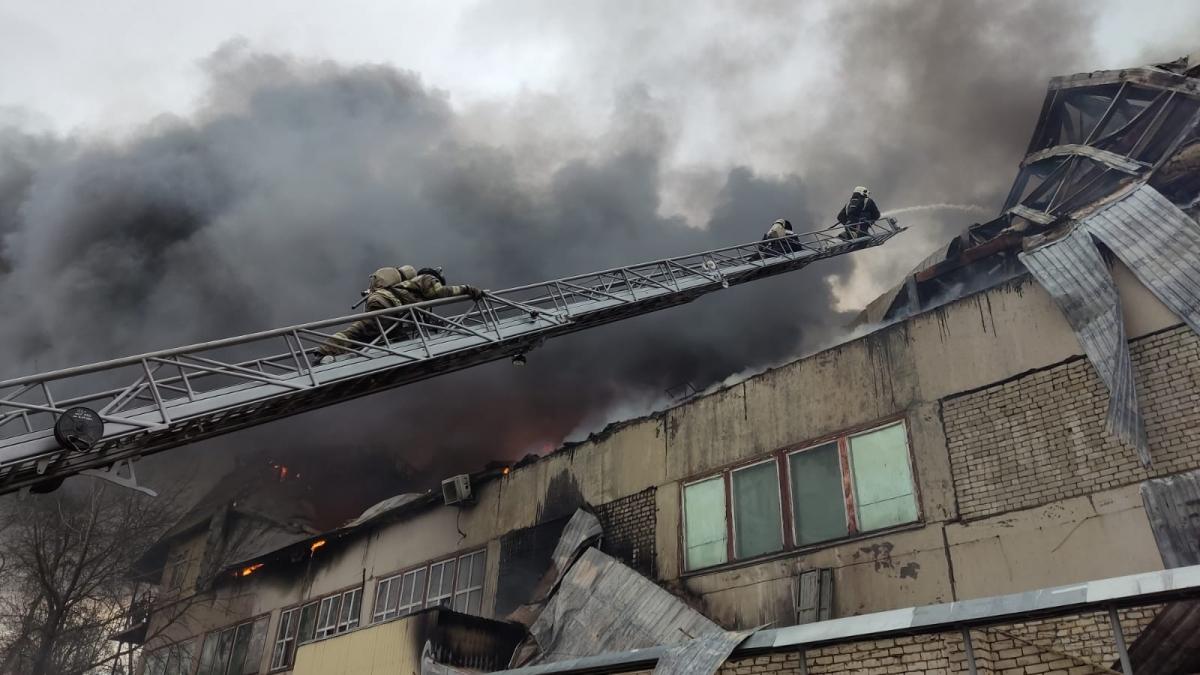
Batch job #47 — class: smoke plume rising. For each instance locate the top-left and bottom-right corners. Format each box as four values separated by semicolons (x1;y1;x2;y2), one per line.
0;1;1131;520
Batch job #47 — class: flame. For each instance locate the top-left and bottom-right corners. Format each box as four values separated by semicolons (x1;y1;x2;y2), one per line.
310;539;327;554
239;563;264;577
502;466;511;475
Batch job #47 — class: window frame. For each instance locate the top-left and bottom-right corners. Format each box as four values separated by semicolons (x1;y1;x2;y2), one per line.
728;458;786;561
450;550;486;615
268;583;360;672
195;613;270;675
368;549;487;625
679;417;921;574
143;639;196;675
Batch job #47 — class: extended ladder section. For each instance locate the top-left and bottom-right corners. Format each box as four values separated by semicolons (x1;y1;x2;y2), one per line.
0;219;903;494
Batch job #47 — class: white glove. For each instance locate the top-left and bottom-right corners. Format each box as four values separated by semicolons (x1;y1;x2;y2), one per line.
317;355;335;366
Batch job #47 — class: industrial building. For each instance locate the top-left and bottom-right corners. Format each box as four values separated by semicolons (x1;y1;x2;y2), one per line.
129;55;1200;675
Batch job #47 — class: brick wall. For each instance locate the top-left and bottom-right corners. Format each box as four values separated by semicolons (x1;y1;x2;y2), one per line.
944;325;1200;520
594;488;657;578
707;607;1158;675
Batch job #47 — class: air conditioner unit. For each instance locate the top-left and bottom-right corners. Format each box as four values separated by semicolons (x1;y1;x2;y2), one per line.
441;474;473;506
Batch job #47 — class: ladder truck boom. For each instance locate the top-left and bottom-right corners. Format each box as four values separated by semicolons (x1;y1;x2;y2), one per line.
0;219;903;495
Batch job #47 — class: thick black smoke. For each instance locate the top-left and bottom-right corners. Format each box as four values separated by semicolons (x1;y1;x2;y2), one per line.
0;2;1118;519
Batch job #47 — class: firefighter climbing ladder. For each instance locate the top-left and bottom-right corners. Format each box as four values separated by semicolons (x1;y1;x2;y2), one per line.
0;219;903;494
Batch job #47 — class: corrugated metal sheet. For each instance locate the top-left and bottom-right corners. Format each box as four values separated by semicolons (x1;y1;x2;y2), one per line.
653;630;752;675
527;548;723;665
1082;184;1200;337
1141;469;1200;568
549;510;602;590
1018;227;1150;464
497;565;1200;674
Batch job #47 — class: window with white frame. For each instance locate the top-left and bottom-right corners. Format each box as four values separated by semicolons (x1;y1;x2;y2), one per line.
370;551;485;624
196;616;268;675
398;567;428;614
682;420;919;571
270;601;319;671
312;587;360;640
451;550;486;615
425;558;457;608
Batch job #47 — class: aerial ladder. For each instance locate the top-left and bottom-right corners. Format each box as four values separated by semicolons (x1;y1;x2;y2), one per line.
0;219;903;495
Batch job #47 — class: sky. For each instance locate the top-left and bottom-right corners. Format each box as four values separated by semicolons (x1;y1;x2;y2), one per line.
0;0;1196;515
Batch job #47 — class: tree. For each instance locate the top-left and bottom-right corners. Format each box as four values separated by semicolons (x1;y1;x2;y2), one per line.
0;481;178;675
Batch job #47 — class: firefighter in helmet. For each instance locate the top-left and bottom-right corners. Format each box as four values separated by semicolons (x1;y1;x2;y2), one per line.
836;186;881;240
315;266;483;363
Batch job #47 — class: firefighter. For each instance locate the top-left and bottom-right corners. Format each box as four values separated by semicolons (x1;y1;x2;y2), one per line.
314;266;482;362
758;218;795;258
836;186;881;240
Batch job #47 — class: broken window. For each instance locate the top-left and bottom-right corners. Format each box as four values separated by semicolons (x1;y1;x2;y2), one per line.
683;476;728;570
197;616;268;675
682;420;919;571
452;550;486;615
848;423;918;531
789;442;849;545
731;460;783;559
426;558;457;608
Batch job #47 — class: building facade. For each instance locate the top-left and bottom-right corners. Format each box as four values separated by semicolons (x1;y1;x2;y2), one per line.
133;56;1200;675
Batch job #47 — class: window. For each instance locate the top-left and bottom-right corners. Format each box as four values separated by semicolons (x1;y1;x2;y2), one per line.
682;420;919;571
373;575;402;622
452;551;486;615
731;461;783;559
373;566;429;622
398;567;428;614
164;552;188;593
789;442;848;545
336;588;361;633
426;558;457;608
197;617;268;675
144;641;196;675
847;423;918;530
370;551;484;624
313;588;361;640
683;477;727;570
270;602;319;671
269;608;298;671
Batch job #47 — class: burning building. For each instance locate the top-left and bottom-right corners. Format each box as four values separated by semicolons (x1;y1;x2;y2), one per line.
130;54;1200;675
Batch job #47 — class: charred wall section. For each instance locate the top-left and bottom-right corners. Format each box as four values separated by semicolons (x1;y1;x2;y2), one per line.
594;487;657;578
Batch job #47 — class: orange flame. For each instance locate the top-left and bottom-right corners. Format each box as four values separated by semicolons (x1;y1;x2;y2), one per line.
310;539;327;554
239;563;264;577
502;466;511;475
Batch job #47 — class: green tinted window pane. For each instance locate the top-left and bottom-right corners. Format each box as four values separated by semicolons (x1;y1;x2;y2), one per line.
683;477;727;570
732;462;783;559
849;424;918;531
297;603;318;644
789;443;848;545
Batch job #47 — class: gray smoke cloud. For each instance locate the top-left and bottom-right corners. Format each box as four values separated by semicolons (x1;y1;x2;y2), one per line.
0;1;1116;519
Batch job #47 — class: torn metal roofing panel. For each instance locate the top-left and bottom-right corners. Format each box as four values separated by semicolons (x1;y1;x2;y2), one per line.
1022;144;1149;174
549;510;602;588
1018;226;1149;464
497;565;1200;674
652;630;752;675
1141;469;1200;568
526;548;723;666
1083;184;1200;337
341;492;429;529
